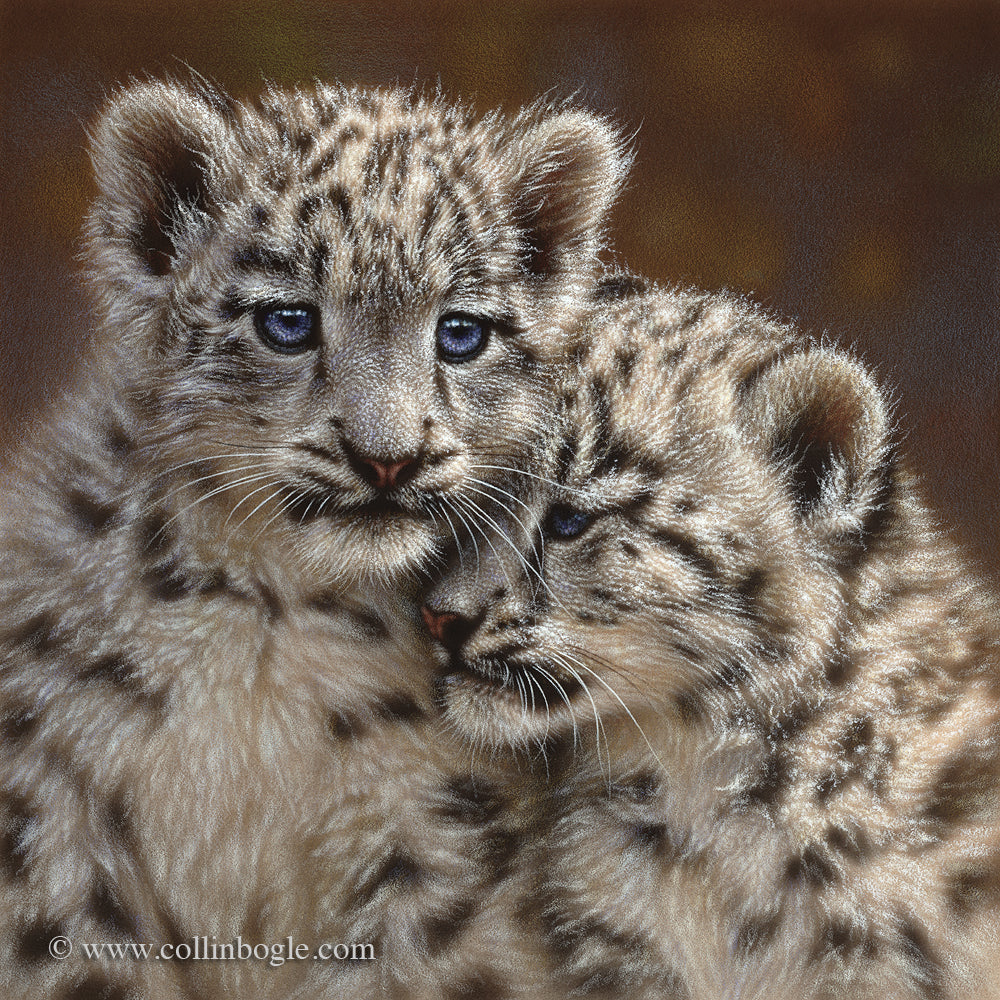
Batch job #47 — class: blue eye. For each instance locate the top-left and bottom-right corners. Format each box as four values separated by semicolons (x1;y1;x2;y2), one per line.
435;313;490;363
546;504;591;540
255;305;318;353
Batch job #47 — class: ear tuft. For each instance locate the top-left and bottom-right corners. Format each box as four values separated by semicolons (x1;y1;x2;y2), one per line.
506;108;631;280
86;79;237;279
742;348;895;535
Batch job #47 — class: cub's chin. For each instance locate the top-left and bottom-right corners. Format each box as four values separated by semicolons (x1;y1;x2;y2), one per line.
433;658;584;751
291;509;442;587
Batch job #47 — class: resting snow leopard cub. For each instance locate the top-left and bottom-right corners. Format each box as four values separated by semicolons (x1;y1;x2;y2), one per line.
0;79;627;998
422;281;1000;998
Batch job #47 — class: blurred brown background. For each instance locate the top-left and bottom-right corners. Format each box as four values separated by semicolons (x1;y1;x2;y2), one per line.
1;0;997;577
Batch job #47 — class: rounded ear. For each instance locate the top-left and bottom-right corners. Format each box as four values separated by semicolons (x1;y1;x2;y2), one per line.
504;107;631;281
741;347;896;538
85;79;239;283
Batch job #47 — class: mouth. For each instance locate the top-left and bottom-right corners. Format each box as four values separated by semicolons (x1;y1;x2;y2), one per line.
438;656;583;711
352;495;413;519
281;485;425;525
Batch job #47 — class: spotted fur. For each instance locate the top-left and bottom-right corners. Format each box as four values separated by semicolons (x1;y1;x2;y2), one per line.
423;284;1000;998
0;79;629;998
81;77;629;585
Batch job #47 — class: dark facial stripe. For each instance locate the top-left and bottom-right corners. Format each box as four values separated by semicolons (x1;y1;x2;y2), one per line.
592;273;648;301
63;975;134;1000
613;347;640;384
249;202;270;227
899;918;945;1000
658;343;688;367
555;432;580;478
8;612;60;653
327;693;425;741
75;654;167;714
372;692;424;724
785;844;840;888
735;343;801;397
920;737;1000;831
587;376;615;456
649;528;720;580
143;560;193;601
735;751;789;811
138;509;173;560
17;918;66;963
675;294;709;333
3;705;39;743
297;194;322;225
231;243;298;279
811;917;878;962
346;608;388;641
824;824;874;862
310;239;330;284
307;147;340;181
945;856;1000;918
100;792;138;856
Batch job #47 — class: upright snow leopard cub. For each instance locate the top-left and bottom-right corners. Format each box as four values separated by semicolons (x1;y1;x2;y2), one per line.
81;78;629;584
0;80;628;999
423;282;1000;998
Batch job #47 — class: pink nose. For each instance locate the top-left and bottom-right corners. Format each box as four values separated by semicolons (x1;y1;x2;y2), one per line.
421;606;459;644
364;458;418;490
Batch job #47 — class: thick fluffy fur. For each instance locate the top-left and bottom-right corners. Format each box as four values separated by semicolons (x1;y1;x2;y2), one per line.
0;80;629;998
83;77;629;585
423;280;1000;998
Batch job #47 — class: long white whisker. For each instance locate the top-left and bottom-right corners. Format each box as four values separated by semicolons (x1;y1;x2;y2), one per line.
454;492;559;607
529;661;579;749
146;470;279;547
461;481;551;603
465;476;548;599
440;496;482;581
154;460;277;503
229;482;288;534
152;448;284;480
559;648;663;771
225;477;292;530
550;651;607;780
469;462;592;500
452;494;517;594
246;488;306;546
429;498;465;575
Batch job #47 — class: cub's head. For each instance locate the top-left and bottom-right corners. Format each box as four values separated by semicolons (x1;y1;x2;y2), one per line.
422;289;898;750
85;79;629;585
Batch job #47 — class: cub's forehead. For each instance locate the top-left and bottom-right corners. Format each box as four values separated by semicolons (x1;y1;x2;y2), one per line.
572;288;798;444
219;85;513;297
239;85;491;189
544;378;674;507
552;290;786;497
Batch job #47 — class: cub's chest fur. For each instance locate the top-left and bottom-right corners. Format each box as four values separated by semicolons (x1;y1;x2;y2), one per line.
423;282;1000;999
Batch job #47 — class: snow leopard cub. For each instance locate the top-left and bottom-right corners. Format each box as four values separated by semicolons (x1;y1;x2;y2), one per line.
423;280;1000;998
0;80;628;999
